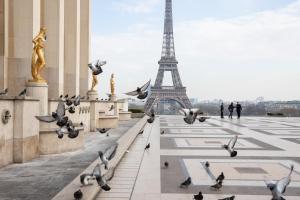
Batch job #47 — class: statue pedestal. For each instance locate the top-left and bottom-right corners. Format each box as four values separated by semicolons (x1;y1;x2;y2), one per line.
26;82;48;115
110;94;117;101
87;90;98;101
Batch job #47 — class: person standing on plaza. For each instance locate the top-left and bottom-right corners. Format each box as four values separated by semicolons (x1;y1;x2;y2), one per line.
220;103;224;118
228;102;234;119
236;102;242;119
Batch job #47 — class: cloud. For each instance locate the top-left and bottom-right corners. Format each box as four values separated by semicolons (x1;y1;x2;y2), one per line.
93;0;300;101
114;0;160;13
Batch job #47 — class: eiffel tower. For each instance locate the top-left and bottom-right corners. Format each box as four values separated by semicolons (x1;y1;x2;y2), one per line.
144;0;192;114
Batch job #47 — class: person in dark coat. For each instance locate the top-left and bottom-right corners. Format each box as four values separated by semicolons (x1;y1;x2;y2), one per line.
228;102;234;119
236;102;242;119
220;103;224;118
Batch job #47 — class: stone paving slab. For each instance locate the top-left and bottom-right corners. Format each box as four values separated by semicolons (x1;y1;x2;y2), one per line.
0;119;139;200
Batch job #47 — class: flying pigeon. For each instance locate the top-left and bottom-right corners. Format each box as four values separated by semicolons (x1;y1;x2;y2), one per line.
125;80;151;100
73;95;81;106
210;180;223;190
73;189;83;200
36;100;68;127
55;126;68;139
18;88;27;97
92;164;115;191
98;142;118;170
218;196;235;200
97;128;111;134
0;88;8;96
68;106;76;114
88;59;107;75
265;164;294;200
222;135;238;157
194;191;203;200
180;177;192;188
180;108;205;124
145;143;150;150
216;172;225;182
146;109;155;124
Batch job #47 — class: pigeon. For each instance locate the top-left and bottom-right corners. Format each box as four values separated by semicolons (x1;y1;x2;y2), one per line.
59;94;63;99
164;162;169;168
205;161;210;168
180;177;191;188
216;172;225;182
265;164;294;200
36;100;68;127
55;126;68;139
125;80;151;100
147;114;155;124
98;142;118;170
161;130;165;135
179;108;205;124
210;180;223;190
109;105;114;111
18;88;27;96
73;95;81;106
222;135;238;157
92;164;115;191
218;196;235;200
66;120;81;139
0;88;8;96
68;106;76;114
138;130;144;134
106;93;112;101
145;143;150;150
194;191;203;200
80;173;94;186
97;128;110;134
64;94;69;98
88;59;107;75
74;189;83;200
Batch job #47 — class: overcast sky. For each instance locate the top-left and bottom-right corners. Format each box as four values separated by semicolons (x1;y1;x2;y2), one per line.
91;0;300;101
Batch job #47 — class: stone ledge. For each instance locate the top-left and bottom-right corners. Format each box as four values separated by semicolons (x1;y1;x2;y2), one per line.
52;116;147;200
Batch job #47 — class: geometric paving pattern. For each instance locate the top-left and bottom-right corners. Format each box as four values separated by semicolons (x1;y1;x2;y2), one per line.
98;116;300;199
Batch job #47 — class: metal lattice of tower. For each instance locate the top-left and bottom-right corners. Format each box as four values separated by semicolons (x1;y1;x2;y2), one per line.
144;0;192;114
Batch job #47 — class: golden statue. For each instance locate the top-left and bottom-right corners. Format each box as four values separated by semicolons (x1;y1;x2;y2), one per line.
30;27;47;83
91;75;98;91
110;73;115;95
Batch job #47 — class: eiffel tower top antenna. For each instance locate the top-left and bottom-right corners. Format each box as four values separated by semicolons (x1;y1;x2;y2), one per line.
161;0;176;61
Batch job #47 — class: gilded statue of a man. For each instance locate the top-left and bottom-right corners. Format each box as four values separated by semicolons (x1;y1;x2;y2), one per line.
30;27;47;83
91;75;98;91
110;73;115;95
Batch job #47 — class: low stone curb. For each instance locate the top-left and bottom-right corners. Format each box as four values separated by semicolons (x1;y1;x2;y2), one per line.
52;116;147;200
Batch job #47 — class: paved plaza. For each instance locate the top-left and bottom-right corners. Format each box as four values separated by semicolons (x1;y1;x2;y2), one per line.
97;116;300;200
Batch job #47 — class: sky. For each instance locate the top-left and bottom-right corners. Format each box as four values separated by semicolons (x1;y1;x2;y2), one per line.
91;0;300;101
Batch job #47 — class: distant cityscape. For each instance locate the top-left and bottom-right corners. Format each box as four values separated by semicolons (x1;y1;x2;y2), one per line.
128;97;300;117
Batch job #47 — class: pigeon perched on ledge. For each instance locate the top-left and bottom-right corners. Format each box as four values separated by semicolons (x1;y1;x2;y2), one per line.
0;88;8;96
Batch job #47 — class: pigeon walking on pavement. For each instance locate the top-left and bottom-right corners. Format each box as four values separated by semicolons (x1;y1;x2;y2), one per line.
210;180;223;190
194;191;203;200
218;195;235;200
216;172;225;182
73;189;83;200
145;143;150;150
180;177;192;188
97;128;111;134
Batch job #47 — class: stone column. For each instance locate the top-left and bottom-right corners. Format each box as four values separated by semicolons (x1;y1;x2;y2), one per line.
80;0;91;96
7;0;41;96
41;0;64;99
64;0;80;96
0;0;5;89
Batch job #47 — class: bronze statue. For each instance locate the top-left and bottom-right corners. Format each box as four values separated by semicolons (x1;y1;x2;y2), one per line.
110;73;115;95
91;75;98;91
30;27;47;83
